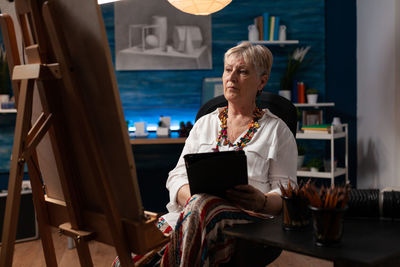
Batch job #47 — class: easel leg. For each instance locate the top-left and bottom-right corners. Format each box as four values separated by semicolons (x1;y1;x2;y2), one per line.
59;223;95;267
68;237;75;249
74;239;94;267
0;80;35;267
26;157;58;266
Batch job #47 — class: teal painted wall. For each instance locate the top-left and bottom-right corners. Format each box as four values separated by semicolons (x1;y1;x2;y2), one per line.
0;0;329;178
325;0;357;186
101;0;326;129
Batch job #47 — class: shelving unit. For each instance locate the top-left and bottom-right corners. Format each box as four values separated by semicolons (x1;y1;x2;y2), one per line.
296;124;348;186
297;168;346;179
296;130;346;140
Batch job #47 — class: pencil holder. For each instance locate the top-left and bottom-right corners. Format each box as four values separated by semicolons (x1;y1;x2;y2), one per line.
309;205;347;246
281;196;310;230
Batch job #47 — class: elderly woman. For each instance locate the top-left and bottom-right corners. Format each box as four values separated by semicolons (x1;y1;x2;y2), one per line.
113;42;297;267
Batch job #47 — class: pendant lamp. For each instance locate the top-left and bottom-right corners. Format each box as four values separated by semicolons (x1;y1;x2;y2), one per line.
98;0;122;4
167;0;232;15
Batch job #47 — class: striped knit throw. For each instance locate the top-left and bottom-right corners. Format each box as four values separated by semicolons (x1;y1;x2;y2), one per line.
112;194;264;267
161;194;262;267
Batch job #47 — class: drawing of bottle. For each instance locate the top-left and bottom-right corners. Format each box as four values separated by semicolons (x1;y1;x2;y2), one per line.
152;16;167;51
185;27;194;54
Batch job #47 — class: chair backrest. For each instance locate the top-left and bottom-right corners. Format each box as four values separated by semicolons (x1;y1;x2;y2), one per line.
195;92;298;137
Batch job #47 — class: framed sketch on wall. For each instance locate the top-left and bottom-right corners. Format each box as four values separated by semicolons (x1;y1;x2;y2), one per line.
302;110;323;126
114;0;212;70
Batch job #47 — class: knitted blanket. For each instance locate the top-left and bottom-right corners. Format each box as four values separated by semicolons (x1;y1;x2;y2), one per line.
162;194;263;267
113;194;265;267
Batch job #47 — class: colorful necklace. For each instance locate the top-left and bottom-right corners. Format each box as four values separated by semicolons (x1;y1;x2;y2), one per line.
214;106;263;151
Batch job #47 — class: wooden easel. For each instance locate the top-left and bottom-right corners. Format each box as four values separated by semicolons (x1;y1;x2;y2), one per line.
0;0;169;266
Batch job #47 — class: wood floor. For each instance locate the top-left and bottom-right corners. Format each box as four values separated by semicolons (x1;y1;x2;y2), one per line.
7;229;332;266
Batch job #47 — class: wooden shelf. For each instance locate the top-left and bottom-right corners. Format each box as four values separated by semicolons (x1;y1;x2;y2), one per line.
130;137;186;145
296;131;346;140
239;40;299;45
297;167;346;178
294;102;335;108
0;108;17;113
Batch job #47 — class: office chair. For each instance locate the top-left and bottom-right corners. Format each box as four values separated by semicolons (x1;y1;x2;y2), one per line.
196;92;298;137
197;92;297;266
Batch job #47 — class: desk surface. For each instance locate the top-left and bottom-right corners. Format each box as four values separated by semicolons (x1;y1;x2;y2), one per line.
223;216;400;266
130;132;186;145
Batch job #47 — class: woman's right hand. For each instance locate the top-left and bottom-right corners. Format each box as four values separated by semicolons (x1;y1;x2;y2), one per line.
177;184;191;207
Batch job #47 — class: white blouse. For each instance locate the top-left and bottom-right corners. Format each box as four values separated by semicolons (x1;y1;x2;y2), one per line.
164;108;297;226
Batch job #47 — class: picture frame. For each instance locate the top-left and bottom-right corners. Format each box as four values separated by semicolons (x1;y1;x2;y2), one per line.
302;110;323;126
114;0;212;70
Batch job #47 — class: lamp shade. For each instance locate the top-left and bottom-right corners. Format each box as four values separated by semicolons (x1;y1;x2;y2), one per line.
98;0;122;4
167;0;232;15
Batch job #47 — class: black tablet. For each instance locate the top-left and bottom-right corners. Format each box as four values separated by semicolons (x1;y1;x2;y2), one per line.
184;150;248;198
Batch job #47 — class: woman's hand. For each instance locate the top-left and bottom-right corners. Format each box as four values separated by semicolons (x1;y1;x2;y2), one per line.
177;184;191;207
226;184;266;211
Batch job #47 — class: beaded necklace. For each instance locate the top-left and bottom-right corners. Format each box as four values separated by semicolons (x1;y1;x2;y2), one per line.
214;106;263;151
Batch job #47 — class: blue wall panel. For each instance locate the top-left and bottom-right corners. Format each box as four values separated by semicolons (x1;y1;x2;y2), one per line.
325;0;357;186
0;125;13;172
101;0;326;129
0;0;327;172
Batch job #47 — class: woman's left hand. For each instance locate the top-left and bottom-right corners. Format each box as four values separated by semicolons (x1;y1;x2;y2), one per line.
226;184;266;211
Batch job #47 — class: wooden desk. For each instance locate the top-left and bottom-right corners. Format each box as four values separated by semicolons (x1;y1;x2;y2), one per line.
0;111;16;126
130;134;185;212
130;132;186;145
223;216;400;267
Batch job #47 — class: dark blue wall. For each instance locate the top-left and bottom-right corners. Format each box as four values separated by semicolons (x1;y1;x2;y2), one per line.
0;0;358;189
0;125;14;176
325;0;357;186
101;0;326;129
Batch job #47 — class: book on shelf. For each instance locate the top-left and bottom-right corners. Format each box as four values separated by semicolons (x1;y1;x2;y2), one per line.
255;16;264;40
273;16;280;40
262;12;269;41
301;124;332;133
269;16;275;40
0;102;15;109
253;13;281;41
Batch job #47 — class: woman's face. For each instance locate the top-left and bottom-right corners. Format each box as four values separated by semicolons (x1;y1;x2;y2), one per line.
223;55;268;107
